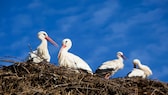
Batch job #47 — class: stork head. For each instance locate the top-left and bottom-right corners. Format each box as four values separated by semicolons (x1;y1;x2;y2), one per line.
133;59;141;65
132;59;140;68
117;51;126;59
38;31;48;40
38;31;58;47
62;38;72;50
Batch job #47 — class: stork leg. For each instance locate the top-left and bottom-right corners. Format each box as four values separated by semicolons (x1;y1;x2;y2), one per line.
104;73;111;79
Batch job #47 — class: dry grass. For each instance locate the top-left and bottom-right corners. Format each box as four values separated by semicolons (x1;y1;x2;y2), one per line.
0;61;168;95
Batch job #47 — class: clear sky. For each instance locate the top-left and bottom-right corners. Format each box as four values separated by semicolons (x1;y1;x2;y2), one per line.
0;0;168;82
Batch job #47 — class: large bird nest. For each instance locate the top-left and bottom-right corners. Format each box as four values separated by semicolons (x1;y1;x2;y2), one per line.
0;61;168;95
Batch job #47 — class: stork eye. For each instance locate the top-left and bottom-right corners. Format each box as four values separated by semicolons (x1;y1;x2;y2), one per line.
43;33;46;36
65;40;68;43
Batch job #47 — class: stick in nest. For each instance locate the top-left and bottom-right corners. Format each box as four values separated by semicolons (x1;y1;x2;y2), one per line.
0;56;24;62
0;59;18;63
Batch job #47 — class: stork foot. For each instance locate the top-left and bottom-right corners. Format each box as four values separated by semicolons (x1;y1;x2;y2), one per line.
104;73;111;79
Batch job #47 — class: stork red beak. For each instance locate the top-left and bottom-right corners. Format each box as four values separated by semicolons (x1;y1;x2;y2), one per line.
133;64;136;68
62;44;66;48
45;36;59;47
121;55;127;60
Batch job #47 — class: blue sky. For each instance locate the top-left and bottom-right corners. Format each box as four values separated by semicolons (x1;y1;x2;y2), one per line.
0;0;168;82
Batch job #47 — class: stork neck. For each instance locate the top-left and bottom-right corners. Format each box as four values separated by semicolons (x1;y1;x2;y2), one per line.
62;47;69;53
118;56;124;62
136;62;143;68
61;45;70;52
39;39;48;48
58;46;68;59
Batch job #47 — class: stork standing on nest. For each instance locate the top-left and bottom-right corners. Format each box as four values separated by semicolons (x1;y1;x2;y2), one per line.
127;59;152;78
58;38;92;74
27;31;58;63
95;51;126;79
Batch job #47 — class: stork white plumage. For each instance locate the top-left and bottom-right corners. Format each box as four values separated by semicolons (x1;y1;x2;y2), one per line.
127;68;146;78
58;38;92;74
27;31;58;63
128;59;152;78
95;52;126;79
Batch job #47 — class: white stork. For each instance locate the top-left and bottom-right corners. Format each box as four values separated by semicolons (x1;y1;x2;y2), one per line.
127;59;152;78
27;31;58;63
58;38;92;74
95;51;126;79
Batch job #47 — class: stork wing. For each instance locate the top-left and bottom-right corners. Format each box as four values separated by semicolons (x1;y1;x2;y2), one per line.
26;50;43;63
68;53;92;73
127;68;146;78
98;60;119;70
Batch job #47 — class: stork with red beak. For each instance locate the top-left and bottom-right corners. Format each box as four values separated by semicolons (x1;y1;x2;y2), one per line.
58;38;92;74
95;51;126;79
127;59;152;78
27;31;58;63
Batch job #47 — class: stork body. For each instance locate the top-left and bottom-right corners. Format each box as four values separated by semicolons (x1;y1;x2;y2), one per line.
58;38;92;74
27;31;58;63
95;52;126;79
127;68;146;78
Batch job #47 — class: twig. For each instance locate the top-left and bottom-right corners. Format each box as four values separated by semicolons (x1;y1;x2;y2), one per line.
134;85;138;95
1;56;24;62
78;74;85;84
86;83;89;95
28;43;33;52
21;65;30;74
54;82;78;88
68;86;100;90
13;65;19;77
151;89;157;95
0;59;17;63
150;87;165;95
74;87;82;94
